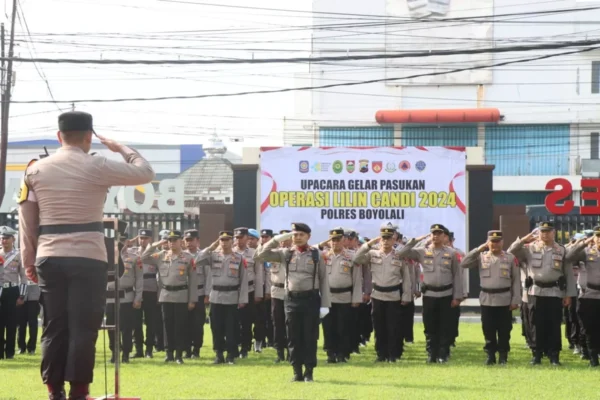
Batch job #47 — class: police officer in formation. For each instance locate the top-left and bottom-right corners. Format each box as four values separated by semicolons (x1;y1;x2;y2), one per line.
0;226;27;360
17;251;41;356
258;229;274;349
354;226;412;363
255;223;331;382
509;221;577;365
142;230;198;364
564;235;587;359
106;239;143;364
460;230;520;365
397;224;463;364
197;231;248;365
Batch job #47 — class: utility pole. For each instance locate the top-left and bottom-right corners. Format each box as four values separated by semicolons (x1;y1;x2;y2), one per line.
0;0;18;208
71;102;75;111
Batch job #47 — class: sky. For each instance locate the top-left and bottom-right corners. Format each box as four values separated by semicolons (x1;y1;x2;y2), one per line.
2;0;313;154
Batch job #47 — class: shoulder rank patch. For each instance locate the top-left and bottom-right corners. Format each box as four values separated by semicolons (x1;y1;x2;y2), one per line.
151;253;160;259
17;159;38;205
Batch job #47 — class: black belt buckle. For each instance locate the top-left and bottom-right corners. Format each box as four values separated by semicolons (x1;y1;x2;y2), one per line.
287;289;317;299
39;221;104;236
330;286;353;294
143;273;157;279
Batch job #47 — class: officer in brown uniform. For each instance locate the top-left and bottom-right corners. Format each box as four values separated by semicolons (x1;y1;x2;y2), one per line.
508;221;577;365
321;228;362;363
130;229;160;359
17;228;41;356
461;230;520;365
141;230;198;364
566;227;600;367
396;224;463;364
233;227;264;357
17;111;154;400
183;229;209;359
255;223;331;383
106;242;143;364
198;231;249;365
0;226;27;360
353;227;412;363
259;229;274;349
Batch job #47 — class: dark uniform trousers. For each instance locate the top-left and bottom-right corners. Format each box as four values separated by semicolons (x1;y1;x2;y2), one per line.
263;298;273;345
285;290;320;368
521;302;536;350
564;296;585;348
210;303;239;356
532;296;563;356
349;307;361;352
401;301;415;343
253;298;267;345
0;286;20;359
239;291;259;352
422;295;453;359
17;298;41;353
359;301;373;342
451;305;461;345
271;298;287;352
371;298;402;360
322;302;351;358
188;301;206;354
106;302;134;355
155;303;165;350
37;257;107;385
577;298;600;354
133;291;159;354
161;302;188;355
481;306;512;354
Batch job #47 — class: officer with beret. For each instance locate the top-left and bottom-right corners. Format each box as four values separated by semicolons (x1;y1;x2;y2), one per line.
106;236;143;364
247;229;260;249
141;230;198;364
509;222;577;365
233;227;264;357
183;229;209;359
322;228;362;363
353;226;412;362
565;225;600;367
259;229;275;349
461;230;520;365
0;226;27;360
198;231;249;364
255;223;331;382
396;224;463;364
129;229;161;358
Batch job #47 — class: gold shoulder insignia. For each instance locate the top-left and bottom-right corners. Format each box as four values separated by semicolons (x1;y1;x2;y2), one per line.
17;159;38;205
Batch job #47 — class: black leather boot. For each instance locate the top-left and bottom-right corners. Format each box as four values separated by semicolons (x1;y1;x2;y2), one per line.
589;351;599;367
213;352;225;364
275;349;285;363
303;367;314;382
291;365;303;382
485;352;496;366
498;352;508;365
549;352;561;366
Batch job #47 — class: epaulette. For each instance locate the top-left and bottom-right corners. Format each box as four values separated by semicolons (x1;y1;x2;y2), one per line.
17;159;38;205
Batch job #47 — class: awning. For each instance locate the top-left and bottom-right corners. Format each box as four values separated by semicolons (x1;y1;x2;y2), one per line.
375;108;501;124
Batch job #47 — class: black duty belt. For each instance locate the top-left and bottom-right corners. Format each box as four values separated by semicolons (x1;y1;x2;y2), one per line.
197;284;204;290
106;287;134;299
534;281;558;289
248;280;254;286
273;283;284;289
39;222;104;236
587;282;600;291
287;289;318;299
330;286;353;294
373;284;401;293
143;273;157;279
422;283;453;292
213;284;239;292
162;284;188;291
481;287;511;294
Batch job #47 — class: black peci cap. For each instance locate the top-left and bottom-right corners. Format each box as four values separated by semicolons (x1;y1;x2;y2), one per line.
260;229;274;237
234;227;249;237
138;229;153;238
58;111;94;133
291;223;311;234
184;229;199;239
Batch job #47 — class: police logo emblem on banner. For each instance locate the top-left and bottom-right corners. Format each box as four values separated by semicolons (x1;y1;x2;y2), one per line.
359;160;369;173
346;160;355;173
372;161;382;173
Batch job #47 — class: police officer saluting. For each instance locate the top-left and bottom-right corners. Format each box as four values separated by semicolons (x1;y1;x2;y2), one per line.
396;224;463;364
183;229;209;359
509;222;577;365
106;239;143;364
461;230;520;365
198;231;248;365
353;226;412;363
255;223;331;383
142;230;198;364
565;226;600;367
0;226;27;360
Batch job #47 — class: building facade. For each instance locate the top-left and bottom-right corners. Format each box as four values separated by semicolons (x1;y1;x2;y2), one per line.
284;0;600;208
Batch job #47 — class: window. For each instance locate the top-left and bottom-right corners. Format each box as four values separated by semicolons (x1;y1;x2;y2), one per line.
592;61;600;94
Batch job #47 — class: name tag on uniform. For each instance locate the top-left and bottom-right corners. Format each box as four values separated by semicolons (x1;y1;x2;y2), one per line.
425;251;433;256
552;255;562;261
443;253;450;257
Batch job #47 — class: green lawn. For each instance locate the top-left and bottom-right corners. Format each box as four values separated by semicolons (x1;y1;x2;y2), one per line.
1;322;597;400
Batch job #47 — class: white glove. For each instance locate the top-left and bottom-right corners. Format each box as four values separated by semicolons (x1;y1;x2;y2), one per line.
274;232;293;242
319;307;330;319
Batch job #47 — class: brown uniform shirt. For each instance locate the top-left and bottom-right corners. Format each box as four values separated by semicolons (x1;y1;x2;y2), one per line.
18;145;155;267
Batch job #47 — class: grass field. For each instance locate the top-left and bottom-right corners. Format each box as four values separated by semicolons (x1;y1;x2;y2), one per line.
0;322;597;400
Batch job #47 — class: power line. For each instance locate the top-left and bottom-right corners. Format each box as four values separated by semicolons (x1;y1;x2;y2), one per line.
3;38;600;65
7;45;599;104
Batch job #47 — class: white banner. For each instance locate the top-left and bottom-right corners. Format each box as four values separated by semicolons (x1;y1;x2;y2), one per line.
260;146;467;250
